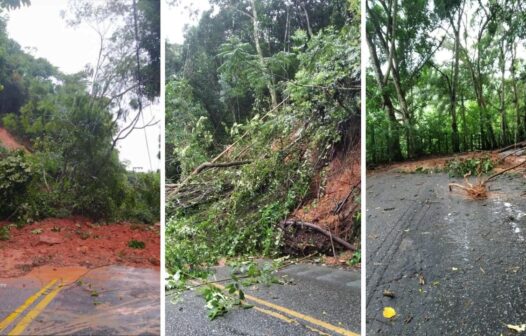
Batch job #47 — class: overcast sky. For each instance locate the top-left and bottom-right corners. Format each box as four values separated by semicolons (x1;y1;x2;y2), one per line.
6;0;160;172
163;0;211;44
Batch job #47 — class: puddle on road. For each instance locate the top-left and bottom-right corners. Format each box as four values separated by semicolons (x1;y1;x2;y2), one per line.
9;265;160;336
26;265;88;286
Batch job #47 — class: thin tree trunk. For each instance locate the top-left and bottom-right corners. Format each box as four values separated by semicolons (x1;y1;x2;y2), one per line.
300;2;313;37
449;4;463;153
251;0;278;108
366;29;403;161
511;44;521;141
499;40;508;146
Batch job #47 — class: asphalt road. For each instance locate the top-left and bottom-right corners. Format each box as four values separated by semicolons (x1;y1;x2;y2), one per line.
166;263;360;336
366;172;526;335
0;265;160;335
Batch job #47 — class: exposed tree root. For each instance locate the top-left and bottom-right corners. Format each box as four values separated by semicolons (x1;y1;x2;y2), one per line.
449;160;526;199
281;219;356;251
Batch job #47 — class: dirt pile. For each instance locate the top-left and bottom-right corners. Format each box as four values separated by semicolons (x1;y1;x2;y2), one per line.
0;127;28;152
0;217;160;277
283;144;361;259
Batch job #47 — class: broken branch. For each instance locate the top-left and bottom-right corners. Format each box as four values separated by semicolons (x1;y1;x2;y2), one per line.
194;160;252;174
281;220;355;251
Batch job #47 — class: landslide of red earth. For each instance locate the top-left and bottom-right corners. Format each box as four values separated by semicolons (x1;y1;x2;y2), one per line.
283;143;361;262
0;217;160;278
0;127;28;152
368;150;526;175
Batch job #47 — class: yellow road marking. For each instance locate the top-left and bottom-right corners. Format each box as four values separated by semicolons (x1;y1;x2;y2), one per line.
213;283;359;336
0;279;58;332
305;325;332;336
253;306;298;325
9;281;63;336
254;307;330;336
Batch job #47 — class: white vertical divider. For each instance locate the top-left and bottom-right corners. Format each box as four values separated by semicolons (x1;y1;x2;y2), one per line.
360;0;367;334
160;0;166;334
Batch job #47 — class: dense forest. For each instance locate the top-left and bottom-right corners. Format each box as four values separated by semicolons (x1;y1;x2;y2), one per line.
0;0;160;224
165;0;360;283
366;0;526;164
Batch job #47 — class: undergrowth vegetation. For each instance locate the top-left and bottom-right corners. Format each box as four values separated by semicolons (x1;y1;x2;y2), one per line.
445;156;494;177
0;149;160;225
0;1;160;226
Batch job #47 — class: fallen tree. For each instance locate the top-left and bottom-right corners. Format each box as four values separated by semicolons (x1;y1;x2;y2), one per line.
449;160;526;199
280;220;356;251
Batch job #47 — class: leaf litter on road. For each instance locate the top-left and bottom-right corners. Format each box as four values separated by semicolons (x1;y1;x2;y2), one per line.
383;306;397;319
506;324;526;333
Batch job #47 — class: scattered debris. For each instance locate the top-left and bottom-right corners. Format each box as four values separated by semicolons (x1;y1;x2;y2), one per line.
506;324;526;333
0;217;160;277
449;160;526;200
383;289;395;298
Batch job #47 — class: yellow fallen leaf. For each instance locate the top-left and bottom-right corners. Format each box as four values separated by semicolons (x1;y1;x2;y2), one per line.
506;324;526;332
383;306;396;319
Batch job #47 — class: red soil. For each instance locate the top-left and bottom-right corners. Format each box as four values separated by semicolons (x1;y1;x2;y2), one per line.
0;127;27;152
368;150;526;175
0;217;160;278
285;144;361;261
294;146;361;235
368;151;498;174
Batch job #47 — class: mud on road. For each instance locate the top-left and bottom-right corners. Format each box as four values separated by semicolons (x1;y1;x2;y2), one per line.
366;172;526;335
0;217;160;278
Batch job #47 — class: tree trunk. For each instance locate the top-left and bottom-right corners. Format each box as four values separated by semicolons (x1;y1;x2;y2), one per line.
251;0;278;109
511;44;522;142
300;2;313;38
366;30;403;161
499;40;508;146
460;93;468;151
449;4;463;153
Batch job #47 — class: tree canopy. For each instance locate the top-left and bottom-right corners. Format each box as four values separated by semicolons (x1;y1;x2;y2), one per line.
367;0;526;164
0;0;160;224
165;0;360;279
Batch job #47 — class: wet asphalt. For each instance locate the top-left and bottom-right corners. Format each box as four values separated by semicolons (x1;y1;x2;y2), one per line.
166;263;361;336
366;171;526;335
0;265;160;335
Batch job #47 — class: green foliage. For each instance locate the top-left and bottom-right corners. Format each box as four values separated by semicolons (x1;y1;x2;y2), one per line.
348;250;361;266
165;79;214;181
230;260;282;286
199;284;251;320
0;151;37;223
128;239;146;249
445;156;494;177
120;172;160;224
0;1;159;225
0;225;10;241
367;0;526;163
165;1;359;302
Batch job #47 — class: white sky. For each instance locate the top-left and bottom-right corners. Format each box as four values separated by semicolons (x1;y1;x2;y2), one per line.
163;0;211;44
6;0;160;171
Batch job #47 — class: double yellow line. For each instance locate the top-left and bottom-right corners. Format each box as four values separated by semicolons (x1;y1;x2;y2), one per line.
0;279;63;336
212;283;359;336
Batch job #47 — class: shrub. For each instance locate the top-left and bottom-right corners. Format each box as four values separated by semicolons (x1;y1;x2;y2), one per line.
446;156;494;177
0;226;10;241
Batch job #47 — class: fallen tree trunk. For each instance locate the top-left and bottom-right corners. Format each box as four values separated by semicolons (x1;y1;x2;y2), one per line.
496;141;526;153
168;98;289;198
281;220;355;251
194;160;252;174
485;159;526;183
